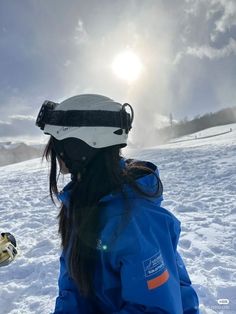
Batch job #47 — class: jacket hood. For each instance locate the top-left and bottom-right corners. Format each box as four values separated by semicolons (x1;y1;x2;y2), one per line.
99;158;163;205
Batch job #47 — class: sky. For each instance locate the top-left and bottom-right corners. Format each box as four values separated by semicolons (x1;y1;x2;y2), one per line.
0;0;236;146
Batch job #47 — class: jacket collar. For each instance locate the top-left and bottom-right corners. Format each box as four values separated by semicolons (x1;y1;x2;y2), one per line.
57;157;163;206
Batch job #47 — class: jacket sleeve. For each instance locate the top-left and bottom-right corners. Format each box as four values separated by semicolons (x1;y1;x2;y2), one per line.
53;252;79;313
53;251;96;314
110;205;199;314
176;250;200;313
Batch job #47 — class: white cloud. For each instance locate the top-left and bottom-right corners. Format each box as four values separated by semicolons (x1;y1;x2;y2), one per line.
0;115;41;138
174;38;236;63
174;0;236;63
9;115;35;121
74;19;88;45
182;0;236;42
214;0;236;32
0;95;33;120
186;37;236;59
64;60;72;67
207;0;236;41
0;120;11;125
184;0;201;17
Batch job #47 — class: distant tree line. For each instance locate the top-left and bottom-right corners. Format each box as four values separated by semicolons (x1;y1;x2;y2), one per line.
157;106;236;143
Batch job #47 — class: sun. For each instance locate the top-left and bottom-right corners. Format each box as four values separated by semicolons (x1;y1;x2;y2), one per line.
112;50;143;82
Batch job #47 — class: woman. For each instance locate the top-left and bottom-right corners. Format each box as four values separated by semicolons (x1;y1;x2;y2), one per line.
36;94;199;313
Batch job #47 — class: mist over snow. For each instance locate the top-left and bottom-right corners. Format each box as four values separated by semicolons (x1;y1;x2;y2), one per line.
0;124;235;313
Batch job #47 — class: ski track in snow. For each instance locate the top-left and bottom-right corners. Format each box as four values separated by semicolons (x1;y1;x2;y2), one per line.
0;125;236;314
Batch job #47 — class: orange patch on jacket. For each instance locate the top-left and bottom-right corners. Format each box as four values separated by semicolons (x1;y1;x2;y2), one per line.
147;269;169;290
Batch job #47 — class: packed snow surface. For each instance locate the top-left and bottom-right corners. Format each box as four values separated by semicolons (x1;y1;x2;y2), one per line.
0;124;235;313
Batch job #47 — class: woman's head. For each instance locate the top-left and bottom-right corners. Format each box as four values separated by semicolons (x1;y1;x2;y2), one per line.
36;93;134;177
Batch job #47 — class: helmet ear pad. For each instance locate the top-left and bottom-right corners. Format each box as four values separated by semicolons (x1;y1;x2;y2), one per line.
52;137;100;175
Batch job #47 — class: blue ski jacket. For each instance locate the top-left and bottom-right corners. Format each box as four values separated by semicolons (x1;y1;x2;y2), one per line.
53;159;199;314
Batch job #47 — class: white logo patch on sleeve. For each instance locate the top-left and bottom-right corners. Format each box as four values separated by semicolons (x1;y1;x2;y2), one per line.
143;252;166;277
142;252;169;289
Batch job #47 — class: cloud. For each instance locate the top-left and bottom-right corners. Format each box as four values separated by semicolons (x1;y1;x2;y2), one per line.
176;37;236;61
213;0;236;32
0;94;34;119
9;114;35;121
64;60;72;67
207;0;236;42
74;19;88;45
183;0;236;42
174;0;236;63
0;115;41;138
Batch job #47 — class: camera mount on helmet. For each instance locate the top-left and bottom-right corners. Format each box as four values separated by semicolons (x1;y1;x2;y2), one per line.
36;100;58;130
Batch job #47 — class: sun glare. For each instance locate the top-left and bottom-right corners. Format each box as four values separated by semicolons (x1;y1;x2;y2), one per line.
112;50;143;82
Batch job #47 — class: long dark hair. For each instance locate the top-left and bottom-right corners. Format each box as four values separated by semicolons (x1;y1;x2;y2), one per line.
43;137;162;297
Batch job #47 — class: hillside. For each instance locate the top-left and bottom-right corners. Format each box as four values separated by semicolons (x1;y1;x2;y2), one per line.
158;107;236;144
0;142;43;167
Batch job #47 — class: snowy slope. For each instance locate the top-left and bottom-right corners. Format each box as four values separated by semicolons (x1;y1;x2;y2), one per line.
0;159;62;313
0;125;235;313
167;123;236;148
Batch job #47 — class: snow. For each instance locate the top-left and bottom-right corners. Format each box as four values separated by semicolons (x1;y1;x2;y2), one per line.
0;124;236;313
167;123;236;148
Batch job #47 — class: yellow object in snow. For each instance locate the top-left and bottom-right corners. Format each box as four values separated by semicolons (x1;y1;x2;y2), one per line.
0;233;17;266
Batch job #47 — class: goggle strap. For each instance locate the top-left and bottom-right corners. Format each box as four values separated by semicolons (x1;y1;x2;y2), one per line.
36;102;133;131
